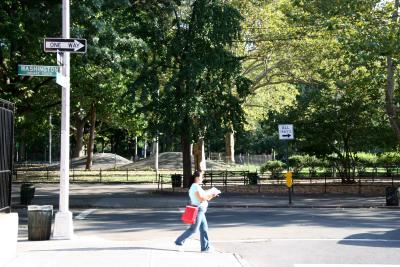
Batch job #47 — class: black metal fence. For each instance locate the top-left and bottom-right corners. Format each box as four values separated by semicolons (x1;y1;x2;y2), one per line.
0;99;14;212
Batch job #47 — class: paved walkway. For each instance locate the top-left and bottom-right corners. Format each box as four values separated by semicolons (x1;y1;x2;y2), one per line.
5;236;248;267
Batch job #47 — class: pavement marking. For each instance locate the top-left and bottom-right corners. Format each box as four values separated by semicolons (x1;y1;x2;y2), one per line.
294;265;400;267
74;209;97;220
213;238;400;243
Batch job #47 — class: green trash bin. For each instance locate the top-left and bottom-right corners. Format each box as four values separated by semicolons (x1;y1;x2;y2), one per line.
385;187;399;206
20;183;35;205
171;174;182;188
247;172;260;185
28;205;53;241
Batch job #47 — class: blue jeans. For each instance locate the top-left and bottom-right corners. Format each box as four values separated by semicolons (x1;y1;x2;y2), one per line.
175;206;210;251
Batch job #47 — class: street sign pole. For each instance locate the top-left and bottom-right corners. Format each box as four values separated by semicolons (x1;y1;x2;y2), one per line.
53;0;73;240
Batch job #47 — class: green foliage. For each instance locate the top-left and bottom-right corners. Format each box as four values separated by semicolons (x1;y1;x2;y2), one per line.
377;152;400;167
354;152;377;168
288;155;306;173
260;160;286;178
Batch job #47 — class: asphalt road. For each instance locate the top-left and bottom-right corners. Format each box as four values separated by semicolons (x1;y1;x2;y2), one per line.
16;207;400;267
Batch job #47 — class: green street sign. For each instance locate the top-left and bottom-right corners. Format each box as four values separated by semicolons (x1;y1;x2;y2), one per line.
18;65;59;77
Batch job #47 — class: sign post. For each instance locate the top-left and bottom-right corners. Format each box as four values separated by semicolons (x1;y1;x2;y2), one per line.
284;171;293;205
52;0;73;240
18;65;59;77
278;124;294;162
279;124;294;205
44;38;87;53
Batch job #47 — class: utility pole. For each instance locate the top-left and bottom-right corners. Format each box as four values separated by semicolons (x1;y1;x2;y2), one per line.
49;113;52;165
155;88;159;185
53;0;73;239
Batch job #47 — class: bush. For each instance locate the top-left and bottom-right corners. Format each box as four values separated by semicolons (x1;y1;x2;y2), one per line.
377;152;400;167
354;153;377;173
260;160;286;178
288;155;306;173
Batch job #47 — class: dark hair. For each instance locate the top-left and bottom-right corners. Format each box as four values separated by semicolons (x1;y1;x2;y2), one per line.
189;170;202;187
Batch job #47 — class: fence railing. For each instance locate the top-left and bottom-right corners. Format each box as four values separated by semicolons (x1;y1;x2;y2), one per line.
208;152;272;166
0;99;14;212
13;169;178;184
12;167;400;194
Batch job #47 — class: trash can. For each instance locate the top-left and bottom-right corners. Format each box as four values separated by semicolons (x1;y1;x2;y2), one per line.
385;186;399;206
20;183;35;205
247;172;259;185
28;205;53;241
171;174;182;188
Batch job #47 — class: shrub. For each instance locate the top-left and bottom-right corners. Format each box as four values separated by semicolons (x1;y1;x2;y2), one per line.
377;152;400;167
288;155;306;173
260;160;286;178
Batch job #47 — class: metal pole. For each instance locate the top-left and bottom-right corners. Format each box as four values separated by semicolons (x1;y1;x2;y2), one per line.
53;0;73;239
155;89;159;183
135;136;138;160
155;136;159;183
49;113;52;165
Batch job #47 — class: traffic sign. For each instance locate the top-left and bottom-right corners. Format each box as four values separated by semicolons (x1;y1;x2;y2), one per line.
44;38;87;53
18;65;59;77
284;172;293;188
278;124;294;140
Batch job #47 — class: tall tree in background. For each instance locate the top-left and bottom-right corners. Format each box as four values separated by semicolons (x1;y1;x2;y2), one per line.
139;0;250;186
288;0;400;143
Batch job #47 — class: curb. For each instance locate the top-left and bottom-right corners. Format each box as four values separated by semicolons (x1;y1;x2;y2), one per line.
11;204;400;210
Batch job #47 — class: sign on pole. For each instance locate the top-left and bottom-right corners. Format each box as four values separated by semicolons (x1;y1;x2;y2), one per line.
284;172;293;188
18;65;59;77
56;72;69;88
278;124;294;140
44;38;87;53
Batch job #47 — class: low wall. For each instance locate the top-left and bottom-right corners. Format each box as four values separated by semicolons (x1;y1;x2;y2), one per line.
0;213;18;266
169;183;398;196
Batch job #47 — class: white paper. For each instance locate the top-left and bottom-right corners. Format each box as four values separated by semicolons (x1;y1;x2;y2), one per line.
208;187;221;195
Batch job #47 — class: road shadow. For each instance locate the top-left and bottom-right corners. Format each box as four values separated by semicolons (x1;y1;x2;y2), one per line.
339;229;400;248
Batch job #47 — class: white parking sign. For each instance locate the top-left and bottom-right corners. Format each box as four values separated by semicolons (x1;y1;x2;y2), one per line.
278;124;294;140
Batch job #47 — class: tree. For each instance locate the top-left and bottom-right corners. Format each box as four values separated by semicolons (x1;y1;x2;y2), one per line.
134;0;250;186
287;0;400;143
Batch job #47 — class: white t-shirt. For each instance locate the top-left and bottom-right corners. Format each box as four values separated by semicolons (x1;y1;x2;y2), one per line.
189;183;208;209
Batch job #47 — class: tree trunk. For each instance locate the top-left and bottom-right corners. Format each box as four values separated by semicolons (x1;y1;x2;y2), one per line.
193;137;206;172
225;131;235;164
385;56;400;142
72;114;85;158
385;0;400;142
144;138;147;158
181;131;192;188
134;136;138;160
85;103;96;170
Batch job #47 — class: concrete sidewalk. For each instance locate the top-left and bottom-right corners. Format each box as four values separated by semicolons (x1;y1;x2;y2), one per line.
4;236;248;267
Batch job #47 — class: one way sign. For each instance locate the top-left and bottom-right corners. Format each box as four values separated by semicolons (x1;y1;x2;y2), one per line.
44;38;87;53
278;124;294;140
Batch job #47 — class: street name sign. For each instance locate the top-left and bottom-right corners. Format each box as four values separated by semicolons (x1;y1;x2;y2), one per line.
18;65;59;77
278;124;294;140
44;38;87;53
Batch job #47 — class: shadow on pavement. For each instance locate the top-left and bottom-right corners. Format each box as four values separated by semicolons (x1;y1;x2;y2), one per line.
339;229;400;248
